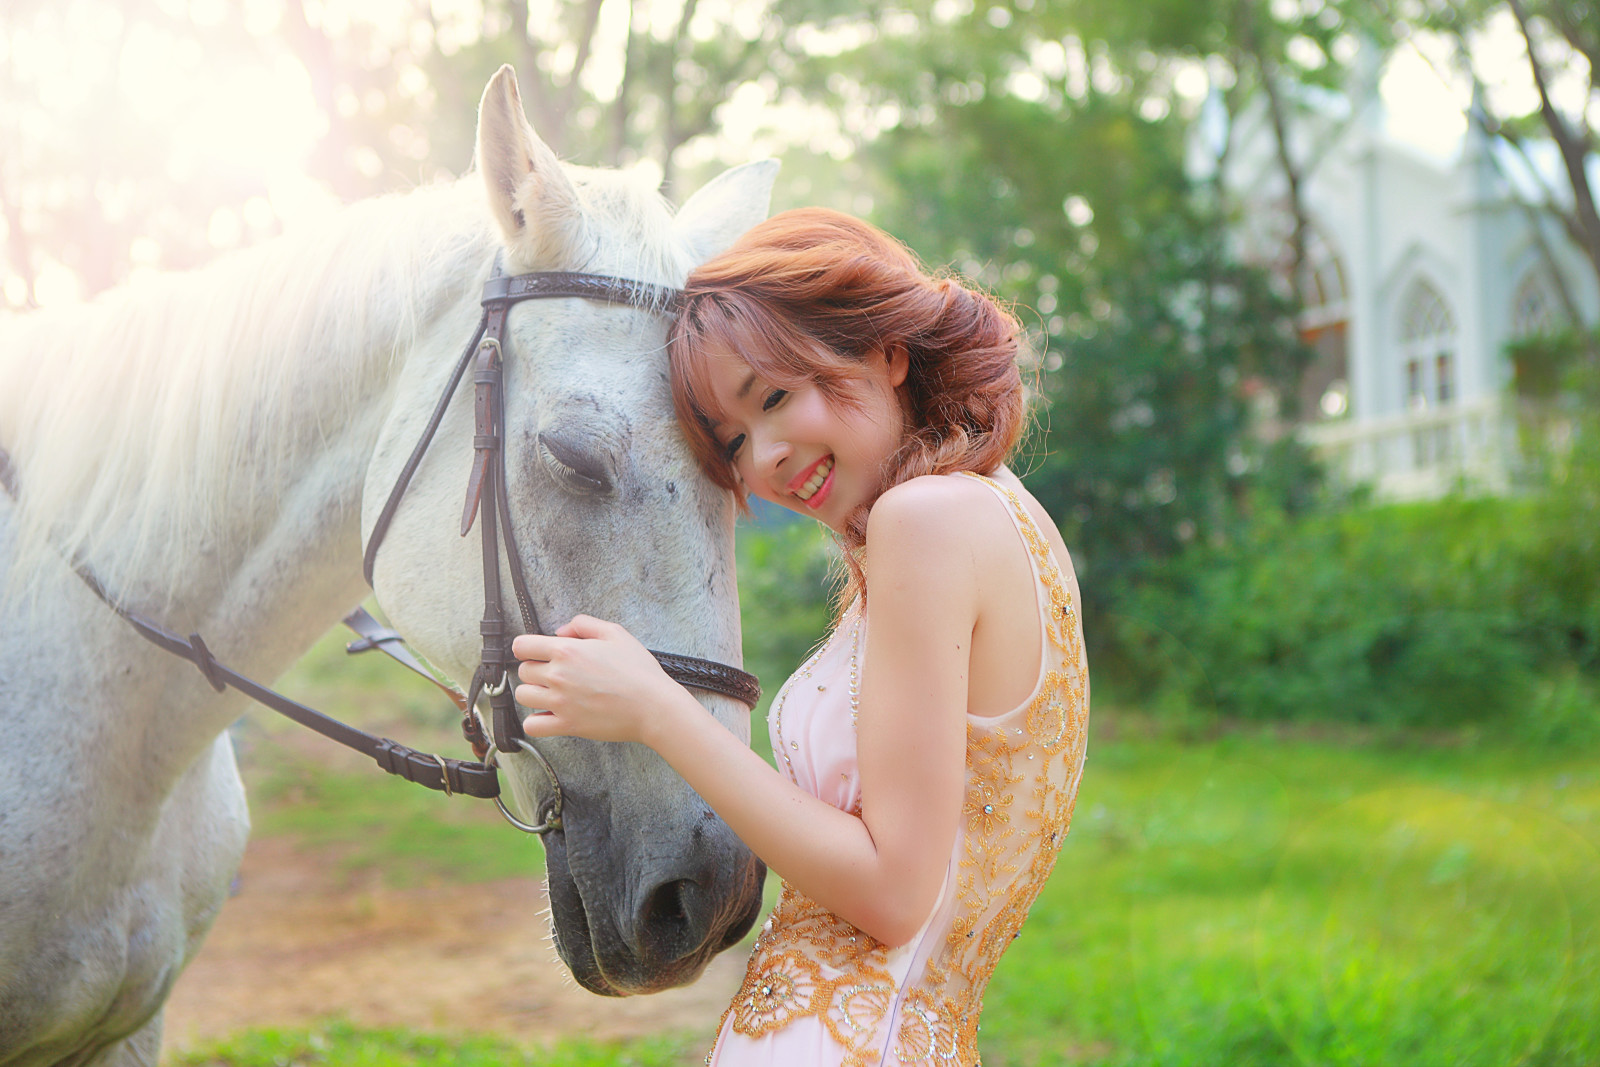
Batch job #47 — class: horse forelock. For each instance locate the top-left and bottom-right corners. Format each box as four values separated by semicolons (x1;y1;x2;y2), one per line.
0;178;499;602
555;164;694;288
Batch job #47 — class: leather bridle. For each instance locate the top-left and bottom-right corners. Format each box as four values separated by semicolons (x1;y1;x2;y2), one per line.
359;265;760;830
0;265;760;836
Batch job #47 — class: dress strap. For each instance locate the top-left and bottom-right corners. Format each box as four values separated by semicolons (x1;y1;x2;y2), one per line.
955;471;1079;656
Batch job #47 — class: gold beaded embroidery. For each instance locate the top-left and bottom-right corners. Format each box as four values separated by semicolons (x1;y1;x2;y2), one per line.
713;473;1088;1067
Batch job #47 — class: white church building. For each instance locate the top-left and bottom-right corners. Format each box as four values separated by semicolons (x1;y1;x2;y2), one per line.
1200;70;1600;499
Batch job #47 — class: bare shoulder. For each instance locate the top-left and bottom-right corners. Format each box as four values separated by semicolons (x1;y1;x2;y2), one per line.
865;474;1012;556
861;476;1002;634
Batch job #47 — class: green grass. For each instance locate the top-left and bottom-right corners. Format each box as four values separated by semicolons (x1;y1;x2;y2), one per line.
168;1020;697;1067
247;757;544;885
979;728;1600;1066
235;627;1600;1065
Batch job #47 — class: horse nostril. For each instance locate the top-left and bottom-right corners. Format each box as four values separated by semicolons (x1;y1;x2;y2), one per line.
641;878;698;957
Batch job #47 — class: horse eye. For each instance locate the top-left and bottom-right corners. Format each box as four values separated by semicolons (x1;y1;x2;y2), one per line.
537;432;612;495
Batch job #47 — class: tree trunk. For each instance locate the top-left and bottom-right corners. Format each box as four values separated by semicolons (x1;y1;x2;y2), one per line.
0;181;37;309
608;0;636;166
508;0;560;152
1508;0;1600;291
659;0;702;193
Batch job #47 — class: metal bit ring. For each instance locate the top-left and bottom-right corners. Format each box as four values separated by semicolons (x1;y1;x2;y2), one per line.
484;736;564;835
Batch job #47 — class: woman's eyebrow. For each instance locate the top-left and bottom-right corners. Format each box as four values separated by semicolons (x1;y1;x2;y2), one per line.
736;372;757;400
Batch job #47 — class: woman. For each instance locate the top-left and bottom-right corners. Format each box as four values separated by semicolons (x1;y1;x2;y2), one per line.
513;207;1089;1065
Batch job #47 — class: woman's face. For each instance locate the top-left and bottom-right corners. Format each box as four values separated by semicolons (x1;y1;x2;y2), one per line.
698;345;908;532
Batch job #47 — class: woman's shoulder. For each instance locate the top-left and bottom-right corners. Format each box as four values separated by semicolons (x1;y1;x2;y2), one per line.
870;471;998;523
866;472;1020;556
870;469;1072;575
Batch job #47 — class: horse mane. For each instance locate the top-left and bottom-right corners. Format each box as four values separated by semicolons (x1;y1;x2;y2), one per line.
0;164;683;603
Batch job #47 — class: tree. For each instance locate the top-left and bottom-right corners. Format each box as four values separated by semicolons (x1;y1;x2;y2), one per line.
0;0;835;304
1409;0;1600;311
763;1;1320;632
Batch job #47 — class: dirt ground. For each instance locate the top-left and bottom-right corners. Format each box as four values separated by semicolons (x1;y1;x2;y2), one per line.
159;834;746;1056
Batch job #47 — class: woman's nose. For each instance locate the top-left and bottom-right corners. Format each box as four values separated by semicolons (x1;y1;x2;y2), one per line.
752;433;791;481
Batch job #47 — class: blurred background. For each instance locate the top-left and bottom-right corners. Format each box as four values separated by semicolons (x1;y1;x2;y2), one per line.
3;1;1597;1064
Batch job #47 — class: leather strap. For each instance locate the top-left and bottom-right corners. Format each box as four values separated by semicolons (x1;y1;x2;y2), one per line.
362;266;762;716
481;271;678;311
0;469;501;798
342;607;491;759
364;311;487;586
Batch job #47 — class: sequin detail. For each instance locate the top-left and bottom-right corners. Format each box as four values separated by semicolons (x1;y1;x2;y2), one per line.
771;615;861;784
715;473;1089;1066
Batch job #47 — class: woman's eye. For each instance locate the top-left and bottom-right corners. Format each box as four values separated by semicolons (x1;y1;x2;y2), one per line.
762;389;787;412
723;433;746;461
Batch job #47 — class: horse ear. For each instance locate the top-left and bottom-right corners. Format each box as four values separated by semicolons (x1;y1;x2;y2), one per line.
673;159;780;266
475;64;584;265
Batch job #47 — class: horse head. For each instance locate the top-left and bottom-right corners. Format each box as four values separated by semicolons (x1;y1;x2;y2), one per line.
362;66;776;995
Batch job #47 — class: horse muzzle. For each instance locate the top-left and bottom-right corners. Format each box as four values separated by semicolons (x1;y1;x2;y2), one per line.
540;792;766;996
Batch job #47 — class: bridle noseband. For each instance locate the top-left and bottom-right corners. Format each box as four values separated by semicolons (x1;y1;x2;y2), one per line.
0;266;759;838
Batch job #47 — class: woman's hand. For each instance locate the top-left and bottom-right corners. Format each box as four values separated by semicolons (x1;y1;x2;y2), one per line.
512;615;679;745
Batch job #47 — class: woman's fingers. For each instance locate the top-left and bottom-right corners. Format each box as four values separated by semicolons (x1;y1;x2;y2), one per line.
522;708;584;739
507;617;661;745
514;680;552;708
556;614;611;639
511;632;563;662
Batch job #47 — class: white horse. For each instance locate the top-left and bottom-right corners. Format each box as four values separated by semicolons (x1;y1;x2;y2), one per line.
0;67;777;1066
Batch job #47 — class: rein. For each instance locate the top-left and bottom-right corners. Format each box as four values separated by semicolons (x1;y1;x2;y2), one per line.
0;266;759;834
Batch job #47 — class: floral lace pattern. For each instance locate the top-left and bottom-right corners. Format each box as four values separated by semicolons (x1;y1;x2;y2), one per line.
714;473;1088;1066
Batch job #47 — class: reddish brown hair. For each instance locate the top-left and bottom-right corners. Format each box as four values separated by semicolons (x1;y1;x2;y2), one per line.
669;207;1027;606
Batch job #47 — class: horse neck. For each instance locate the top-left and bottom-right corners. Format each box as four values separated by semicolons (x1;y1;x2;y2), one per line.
0;181;495;680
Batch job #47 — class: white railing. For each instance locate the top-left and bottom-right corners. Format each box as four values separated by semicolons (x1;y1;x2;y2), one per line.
1299;395;1514;499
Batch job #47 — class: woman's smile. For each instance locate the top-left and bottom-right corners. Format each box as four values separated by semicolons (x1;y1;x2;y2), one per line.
792;455;835;505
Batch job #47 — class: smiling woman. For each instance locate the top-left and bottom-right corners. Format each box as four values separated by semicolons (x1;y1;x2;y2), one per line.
511;208;1091;1066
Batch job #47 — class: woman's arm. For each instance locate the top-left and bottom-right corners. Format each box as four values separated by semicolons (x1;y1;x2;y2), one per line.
514;478;979;946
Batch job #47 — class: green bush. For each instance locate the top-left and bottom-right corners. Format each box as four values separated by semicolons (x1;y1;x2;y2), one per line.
734;516;838;758
1105;484;1599;731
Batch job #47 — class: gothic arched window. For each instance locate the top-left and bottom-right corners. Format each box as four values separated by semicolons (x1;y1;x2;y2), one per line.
1297;229;1351;419
1399;277;1457;410
1298;229;1349;317
1512;268;1562;338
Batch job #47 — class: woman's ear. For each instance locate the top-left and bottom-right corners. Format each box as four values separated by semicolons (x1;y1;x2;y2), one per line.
885;344;910;389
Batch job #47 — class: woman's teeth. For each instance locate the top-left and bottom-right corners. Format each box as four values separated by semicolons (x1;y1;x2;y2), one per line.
796;456;834;501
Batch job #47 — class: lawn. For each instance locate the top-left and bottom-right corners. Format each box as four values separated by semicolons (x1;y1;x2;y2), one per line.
200;624;1599;1066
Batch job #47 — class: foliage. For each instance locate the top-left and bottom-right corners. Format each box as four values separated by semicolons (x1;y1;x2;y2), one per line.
1508;326;1600;400
733;514;837;759
1106;483;1600;735
0;0;841;305
776;2;1326;645
1407;0;1600;300
1024;209;1321;620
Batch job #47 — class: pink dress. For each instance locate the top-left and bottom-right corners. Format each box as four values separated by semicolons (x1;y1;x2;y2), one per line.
707;472;1090;1067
